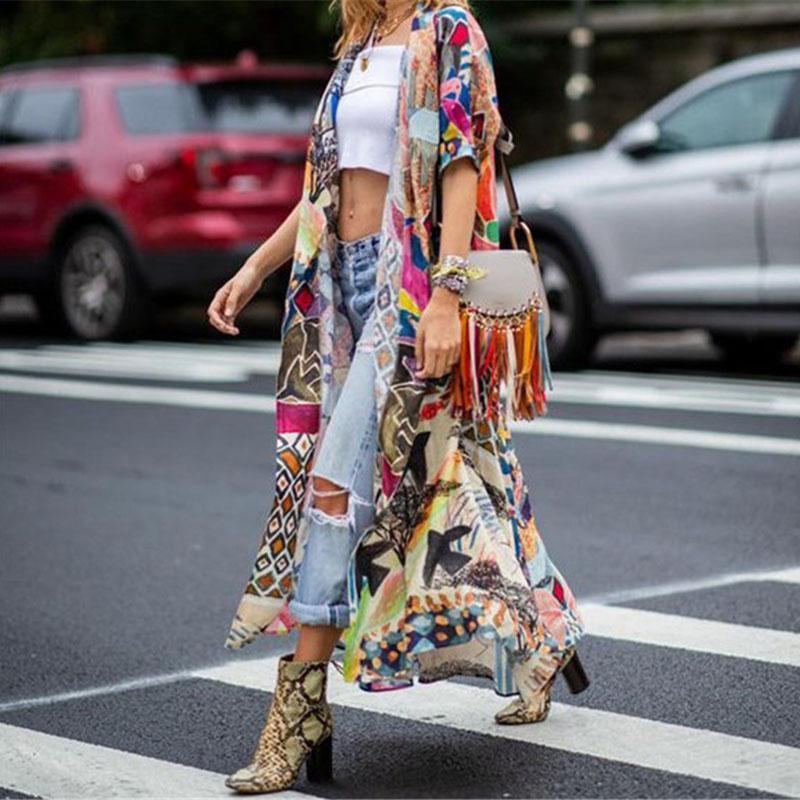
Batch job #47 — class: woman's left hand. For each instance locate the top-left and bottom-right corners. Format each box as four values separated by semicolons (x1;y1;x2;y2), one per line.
414;287;461;379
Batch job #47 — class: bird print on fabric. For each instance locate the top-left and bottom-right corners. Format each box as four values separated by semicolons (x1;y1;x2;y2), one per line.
422;525;472;586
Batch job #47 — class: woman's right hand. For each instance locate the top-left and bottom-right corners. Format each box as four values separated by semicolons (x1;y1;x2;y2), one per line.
208;200;300;334
207;262;264;336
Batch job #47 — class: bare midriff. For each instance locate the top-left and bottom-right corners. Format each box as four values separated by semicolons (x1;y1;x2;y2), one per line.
336;8;413;242
336;167;390;241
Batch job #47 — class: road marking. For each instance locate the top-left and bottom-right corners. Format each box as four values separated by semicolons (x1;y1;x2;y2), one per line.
196;656;800;799
576;369;800;394
2;565;797;717
0;349;251;382
0;721;318;799
2;570;798;796
508;416;800;456
2;374;799;457
585;565;800;604
550;379;800;417
767;566;800;585
580;604;800;667
0;373;276;413
0;344;279;383
3;343;800;416
0;671;195;715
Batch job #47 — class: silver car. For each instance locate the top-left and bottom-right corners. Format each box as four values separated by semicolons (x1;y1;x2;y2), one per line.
509;46;800;368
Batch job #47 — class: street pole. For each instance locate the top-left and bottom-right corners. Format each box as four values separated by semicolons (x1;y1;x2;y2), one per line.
566;0;594;151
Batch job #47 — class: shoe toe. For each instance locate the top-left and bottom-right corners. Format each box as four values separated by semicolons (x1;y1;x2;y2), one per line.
494;697;550;725
225;764;295;794
224;766;260;792
494;698;523;725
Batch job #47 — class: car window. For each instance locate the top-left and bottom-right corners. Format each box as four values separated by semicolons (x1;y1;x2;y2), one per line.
193;81;322;135
658;70;797;152
1;87;80;145
0;91;11;125
115;79;324;136
773;72;800;141
115;83;201;135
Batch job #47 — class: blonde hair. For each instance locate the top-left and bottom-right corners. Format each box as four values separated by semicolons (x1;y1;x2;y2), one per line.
329;0;472;60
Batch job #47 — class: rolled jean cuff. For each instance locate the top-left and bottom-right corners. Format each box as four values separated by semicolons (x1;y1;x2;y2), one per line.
288;597;350;629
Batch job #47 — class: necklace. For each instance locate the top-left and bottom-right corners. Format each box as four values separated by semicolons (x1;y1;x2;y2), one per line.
360;1;413;71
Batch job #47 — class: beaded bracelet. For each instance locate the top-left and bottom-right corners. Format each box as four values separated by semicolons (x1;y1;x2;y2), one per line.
432;270;469;294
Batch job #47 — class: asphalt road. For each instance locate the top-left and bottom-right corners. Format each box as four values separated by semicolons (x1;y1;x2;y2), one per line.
1;301;799;799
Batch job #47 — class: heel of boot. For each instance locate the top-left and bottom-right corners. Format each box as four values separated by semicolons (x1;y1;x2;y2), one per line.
561;650;590;694
306;734;333;783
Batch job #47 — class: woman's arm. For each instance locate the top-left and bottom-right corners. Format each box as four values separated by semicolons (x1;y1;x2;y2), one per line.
244;199;302;281
207;199;302;335
414;158;478;379
415;5;495;379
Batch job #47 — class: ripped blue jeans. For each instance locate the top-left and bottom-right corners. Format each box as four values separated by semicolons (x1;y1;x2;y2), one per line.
287;231;381;629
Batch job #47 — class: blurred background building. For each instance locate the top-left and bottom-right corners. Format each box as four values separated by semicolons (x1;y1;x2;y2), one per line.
1;1;798;365
2;0;800;163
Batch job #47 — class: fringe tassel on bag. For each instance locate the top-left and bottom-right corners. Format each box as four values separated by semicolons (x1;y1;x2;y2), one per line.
450;299;552;424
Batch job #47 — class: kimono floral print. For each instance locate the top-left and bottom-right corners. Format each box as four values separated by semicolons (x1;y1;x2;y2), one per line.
225;0;587;696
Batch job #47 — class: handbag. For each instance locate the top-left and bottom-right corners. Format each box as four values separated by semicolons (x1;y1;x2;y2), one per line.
431;122;553;424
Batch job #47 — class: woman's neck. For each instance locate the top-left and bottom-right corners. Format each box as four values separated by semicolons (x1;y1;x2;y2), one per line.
382;0;416;15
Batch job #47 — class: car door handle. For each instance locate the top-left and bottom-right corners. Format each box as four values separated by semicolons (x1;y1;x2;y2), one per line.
714;174;752;192
48;158;74;174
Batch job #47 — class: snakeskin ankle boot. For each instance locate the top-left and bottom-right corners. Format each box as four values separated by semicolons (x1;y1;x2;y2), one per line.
494;646;577;725
225;653;333;794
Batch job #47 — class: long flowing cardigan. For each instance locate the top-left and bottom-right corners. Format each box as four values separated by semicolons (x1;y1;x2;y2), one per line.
225;0;586;695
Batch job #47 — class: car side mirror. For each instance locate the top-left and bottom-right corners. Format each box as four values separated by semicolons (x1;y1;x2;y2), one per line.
617;120;662;158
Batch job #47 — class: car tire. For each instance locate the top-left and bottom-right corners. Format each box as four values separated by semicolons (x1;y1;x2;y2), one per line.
49;224;151;341
536;238;596;370
710;331;798;366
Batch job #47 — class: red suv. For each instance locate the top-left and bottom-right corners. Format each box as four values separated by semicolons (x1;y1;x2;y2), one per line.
0;54;329;339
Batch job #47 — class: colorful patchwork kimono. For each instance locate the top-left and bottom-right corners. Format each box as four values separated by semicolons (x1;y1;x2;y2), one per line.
225;0;586;696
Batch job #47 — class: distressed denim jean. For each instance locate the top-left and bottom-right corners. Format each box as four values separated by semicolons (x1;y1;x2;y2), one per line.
288;230;381;629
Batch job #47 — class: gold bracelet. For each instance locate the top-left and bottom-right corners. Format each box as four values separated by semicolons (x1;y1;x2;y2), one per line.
430;256;486;281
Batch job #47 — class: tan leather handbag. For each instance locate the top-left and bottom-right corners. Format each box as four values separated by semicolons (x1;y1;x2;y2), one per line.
431;123;553;424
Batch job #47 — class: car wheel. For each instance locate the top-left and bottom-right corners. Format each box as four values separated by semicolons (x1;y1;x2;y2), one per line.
710;331;798;365
537;239;596;369
54;225;150;341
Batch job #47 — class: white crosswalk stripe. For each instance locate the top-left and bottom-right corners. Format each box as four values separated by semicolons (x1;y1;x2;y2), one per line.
2;341;800;416
557;369;800;418
195;655;800;798
585;564;800;604
2;339;799;797
3;373;800;457
2;575;799;798
0;722;318;799
581;604;800;667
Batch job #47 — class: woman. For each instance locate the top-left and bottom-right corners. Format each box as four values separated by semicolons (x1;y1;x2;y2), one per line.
208;0;589;793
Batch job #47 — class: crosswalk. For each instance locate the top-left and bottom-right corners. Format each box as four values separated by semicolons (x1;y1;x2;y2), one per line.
0;723;317;799
3;372;800;457
197;655;800;798
1;340;799;417
2;340;799;798
1;565;798;799
3;339;800;459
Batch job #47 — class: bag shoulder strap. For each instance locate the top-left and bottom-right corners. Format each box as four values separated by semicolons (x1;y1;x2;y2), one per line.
496;122;523;230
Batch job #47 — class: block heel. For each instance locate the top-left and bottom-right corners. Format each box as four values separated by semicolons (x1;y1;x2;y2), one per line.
306;733;333;783
560;649;590;694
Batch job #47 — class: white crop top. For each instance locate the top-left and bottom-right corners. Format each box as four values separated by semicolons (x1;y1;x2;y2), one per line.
336;44;404;175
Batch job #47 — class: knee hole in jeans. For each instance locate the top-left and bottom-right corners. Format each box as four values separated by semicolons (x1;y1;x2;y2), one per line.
310;475;350;522
308;472;374;531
